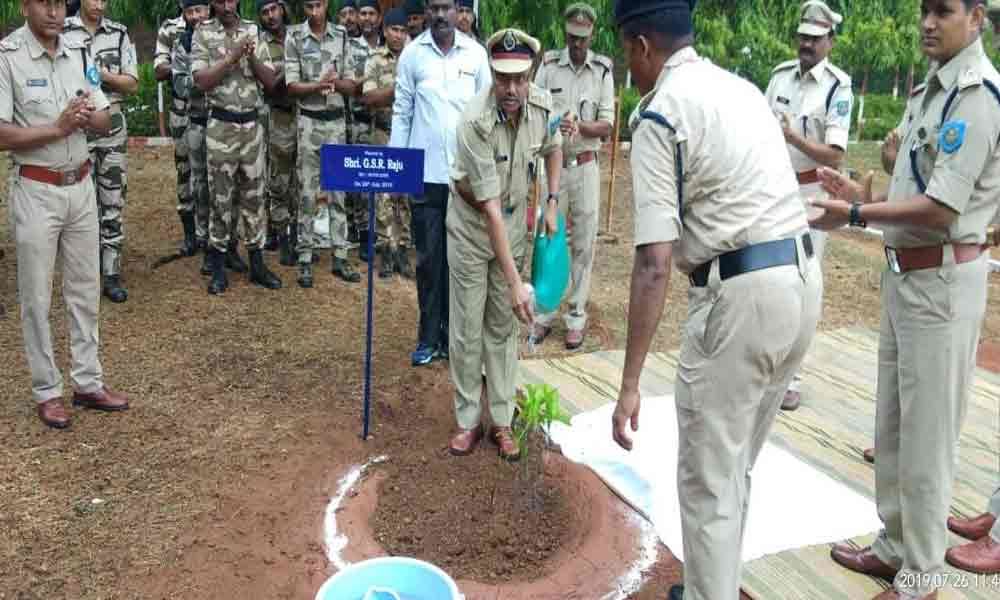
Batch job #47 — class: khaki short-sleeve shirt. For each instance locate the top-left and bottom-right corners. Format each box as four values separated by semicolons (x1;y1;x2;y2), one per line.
629;47;806;274
62;16;138;106
885;38;1000;248
191;19;269;114
284;22;347;113
533;48;614;157
0;26;110;170
765;58;853;173
448;84;562;258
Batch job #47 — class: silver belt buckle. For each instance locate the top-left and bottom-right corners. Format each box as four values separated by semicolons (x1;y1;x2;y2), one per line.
63;169;77;186
885;247;901;273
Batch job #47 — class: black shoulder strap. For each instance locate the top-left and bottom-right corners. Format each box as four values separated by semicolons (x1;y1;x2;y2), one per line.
824;80;840;113
639;110;684;225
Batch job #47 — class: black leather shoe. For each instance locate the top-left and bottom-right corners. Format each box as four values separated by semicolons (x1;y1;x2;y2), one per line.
179;213;197;257
225;241;248;273
248;249;282;289
207;249;228;295
332;257;361;282
102;275;128;303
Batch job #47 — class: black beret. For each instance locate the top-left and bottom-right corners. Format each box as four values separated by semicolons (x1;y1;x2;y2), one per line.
340;0;357;9
458;0;475;8
384;7;407;27
185;0;210;8
358;0;380;9
256;0;279;12
614;0;697;26
405;0;426;16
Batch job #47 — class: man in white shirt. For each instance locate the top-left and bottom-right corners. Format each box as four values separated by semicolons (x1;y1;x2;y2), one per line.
390;0;491;367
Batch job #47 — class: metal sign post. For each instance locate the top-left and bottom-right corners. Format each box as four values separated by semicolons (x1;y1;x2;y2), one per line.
320;144;425;440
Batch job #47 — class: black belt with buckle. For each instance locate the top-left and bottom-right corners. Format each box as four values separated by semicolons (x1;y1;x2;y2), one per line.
689;233;814;287
210;108;258;124
189;115;208;127
300;107;345;121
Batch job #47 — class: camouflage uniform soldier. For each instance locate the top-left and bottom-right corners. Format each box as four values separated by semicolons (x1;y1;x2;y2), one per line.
286;0;360;287
155;2;195;255
257;0;298;267
63;0;139;303
172;0;214;276
192;0;283;294
345;0;381;257
361;7;411;278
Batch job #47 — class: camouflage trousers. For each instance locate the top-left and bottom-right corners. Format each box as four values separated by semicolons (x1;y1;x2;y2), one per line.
186;117;212;242
297;114;348;262
206;119;266;252
170;109;191;214
267;108;298;230
90;110;128;277
374;193;411;250
347;119;373;233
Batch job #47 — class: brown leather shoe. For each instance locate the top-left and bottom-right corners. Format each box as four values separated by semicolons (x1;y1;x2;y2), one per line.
863;447;876;464
948;513;997;541
489;426;520;462
72;386;129;412
830;544;899;581
781;389;801;411
946;536;1000;574
448;426;483;456
565;328;585;350
37;398;70;429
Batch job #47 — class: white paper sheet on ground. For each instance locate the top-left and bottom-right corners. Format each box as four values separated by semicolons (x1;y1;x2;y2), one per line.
548;396;882;562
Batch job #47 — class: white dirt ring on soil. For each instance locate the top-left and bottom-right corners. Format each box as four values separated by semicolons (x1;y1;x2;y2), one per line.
322;452;658;600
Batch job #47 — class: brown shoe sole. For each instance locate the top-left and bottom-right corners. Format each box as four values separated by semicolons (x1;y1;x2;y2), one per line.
39;416;70;429
487;433;521;462
72;398;129;412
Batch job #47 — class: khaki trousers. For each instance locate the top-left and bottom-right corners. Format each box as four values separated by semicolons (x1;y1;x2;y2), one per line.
871;253;988;597
11;174;103;403
537;159;600;331
447;237;524;430
677;240;822;600
788;181;827;392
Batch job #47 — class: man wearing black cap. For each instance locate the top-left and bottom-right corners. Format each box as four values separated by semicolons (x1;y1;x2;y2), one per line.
336;0;360;38
609;1;822;599
455;0;479;41
405;0;426;38
257;0;299;266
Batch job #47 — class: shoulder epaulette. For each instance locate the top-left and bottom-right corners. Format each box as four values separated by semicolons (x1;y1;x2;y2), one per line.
63;16;84;32
543;49;560;64
0;35;20;52
824;62;851;86
104;19;128;33
528;84;552;111
958;66;984;91
772;59;798;73
592;53;613;73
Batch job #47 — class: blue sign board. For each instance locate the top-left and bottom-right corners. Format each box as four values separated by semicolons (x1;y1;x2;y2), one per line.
320;144;425;196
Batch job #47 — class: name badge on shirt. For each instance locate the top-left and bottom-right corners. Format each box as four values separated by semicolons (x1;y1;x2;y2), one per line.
26;79;47;87
776;96;790;105
496;155;509;163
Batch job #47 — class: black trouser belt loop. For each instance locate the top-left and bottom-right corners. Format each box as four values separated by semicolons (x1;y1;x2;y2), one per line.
189;115;208;127
300;107;345;122
210;108;258;124
689;233;814;287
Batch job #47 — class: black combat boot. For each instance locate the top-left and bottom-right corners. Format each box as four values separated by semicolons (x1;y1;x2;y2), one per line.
200;244;212;276
248;249;282;289
395;246;413;278
102;274;128;303
378;246;394;279
207;248;228;295
358;230;370;263
278;233;296;266
297;261;313;288
179;213;197;257
264;223;279;251
331;256;361;283
225;240;248;273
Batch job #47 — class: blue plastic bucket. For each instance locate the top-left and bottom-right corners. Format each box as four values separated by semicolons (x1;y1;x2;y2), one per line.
314;557;462;600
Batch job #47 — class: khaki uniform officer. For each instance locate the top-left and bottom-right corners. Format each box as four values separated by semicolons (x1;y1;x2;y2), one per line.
609;2;822;599
0;1;130;429
531;2;614;351
447;29;562;461
286;0;360;287
818;5;1000;598
764;0;852;410
192;0;283;295
361;7;412;278
155;4;195;256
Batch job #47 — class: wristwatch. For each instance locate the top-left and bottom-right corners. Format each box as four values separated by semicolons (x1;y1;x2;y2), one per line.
849;202;866;228
547;192;559;205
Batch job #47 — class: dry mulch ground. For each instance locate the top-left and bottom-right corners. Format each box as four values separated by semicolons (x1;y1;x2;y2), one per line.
2;143;999;599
